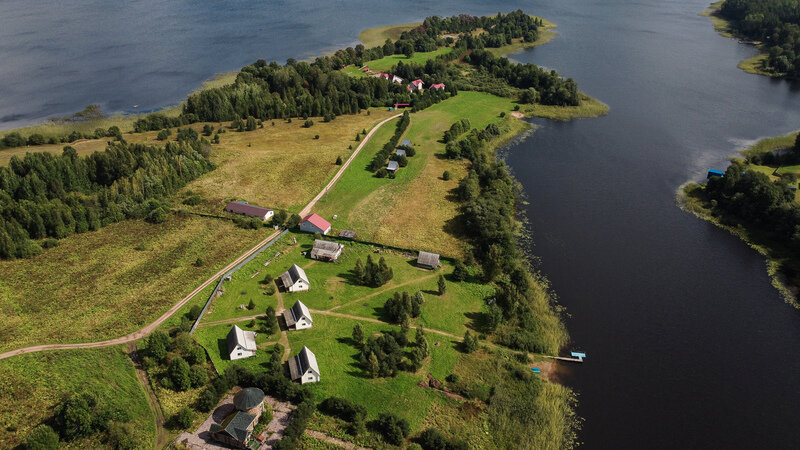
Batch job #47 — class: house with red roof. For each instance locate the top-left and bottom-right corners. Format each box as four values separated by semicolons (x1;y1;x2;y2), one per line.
409;79;424;91
378;73;391;80
299;213;332;235
430;83;446;90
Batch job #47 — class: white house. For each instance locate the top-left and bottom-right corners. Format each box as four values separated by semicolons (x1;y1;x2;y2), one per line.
288;346;321;384
409;79;424;91
226;325;257;360
392;74;403;84
283;300;313;330
280;264;309;292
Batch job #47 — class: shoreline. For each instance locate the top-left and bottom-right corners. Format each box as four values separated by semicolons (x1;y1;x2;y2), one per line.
700;1;782;78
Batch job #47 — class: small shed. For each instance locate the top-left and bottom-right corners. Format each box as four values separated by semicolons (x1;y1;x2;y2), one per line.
387;161;399;173
395;149;406;157
311;239;343;261
401;139;411;147
338;230;357;240
417;251;441;270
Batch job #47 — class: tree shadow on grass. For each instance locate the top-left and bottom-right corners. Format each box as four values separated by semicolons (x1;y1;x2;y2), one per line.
464;311;488;333
216;338;229;360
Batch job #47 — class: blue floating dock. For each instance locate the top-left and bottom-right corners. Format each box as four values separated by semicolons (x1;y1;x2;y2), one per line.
570;352;587;361
531;367;541;373
707;169;724;179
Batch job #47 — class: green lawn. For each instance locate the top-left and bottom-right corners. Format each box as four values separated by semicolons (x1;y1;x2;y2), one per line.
194;319;280;373
315;91;519;256
0;347;155;448
286;316;461;431
361;48;453;73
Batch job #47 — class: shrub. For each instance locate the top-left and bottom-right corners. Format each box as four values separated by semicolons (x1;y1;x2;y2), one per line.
173;407;194;429
197;388;218;412
41;238;59;249
442;170;451;181
314;134;320;139
168;357;192;391
451;261;467;281
189;365;208;388
336;156;343;165
303;120;314;128
248;299;256;310
265;284;277;296
25;424;59;450
372;413;409;446
319;397;366;423
376;168;388;178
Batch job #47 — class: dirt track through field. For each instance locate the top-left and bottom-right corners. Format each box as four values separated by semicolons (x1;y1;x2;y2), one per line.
0;113;401;361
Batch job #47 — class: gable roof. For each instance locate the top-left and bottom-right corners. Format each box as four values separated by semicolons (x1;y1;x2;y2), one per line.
417;251;440;267
284;300;313;327
211;410;256;442
411;79;424;88
301;213;331;231
395;149;406;157
387;161;399;171
226;325;257;354
401;139;411;146
430;83;446;89
280;264;308;288
225;201;272;217
289;346;320;380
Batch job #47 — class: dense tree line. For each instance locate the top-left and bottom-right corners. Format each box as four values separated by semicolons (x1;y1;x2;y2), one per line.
1;125;124;150
370;110;410;172
718;0;800;77
449;121;553;352
443;118;471;143
0;137;213;259
133;112;199;132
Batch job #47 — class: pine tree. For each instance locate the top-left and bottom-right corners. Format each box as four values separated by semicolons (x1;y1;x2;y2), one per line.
367;352;380;378
352;323;365;347
463;331;478;353
353;258;365;284
438;274;447;295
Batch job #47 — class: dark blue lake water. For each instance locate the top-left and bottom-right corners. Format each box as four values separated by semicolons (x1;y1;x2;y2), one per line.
2;0;799;448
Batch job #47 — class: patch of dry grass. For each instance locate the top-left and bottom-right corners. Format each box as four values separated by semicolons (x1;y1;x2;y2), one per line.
0;215;266;351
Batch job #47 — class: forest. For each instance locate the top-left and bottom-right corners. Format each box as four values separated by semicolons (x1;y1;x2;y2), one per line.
0;135;214;259
718;0;800;78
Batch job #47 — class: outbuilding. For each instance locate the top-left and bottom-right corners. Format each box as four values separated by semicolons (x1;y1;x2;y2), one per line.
288;346;321;384
395;149;406;157
226;325;257;360
311;239;344;261
299;213;332;235
387;161;399;173
401;139;411;147
283;300;313;330
417;251;441;270
280;264;310;292
224;201;274;221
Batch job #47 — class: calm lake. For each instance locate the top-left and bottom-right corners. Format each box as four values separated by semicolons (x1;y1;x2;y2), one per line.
2;0;800;448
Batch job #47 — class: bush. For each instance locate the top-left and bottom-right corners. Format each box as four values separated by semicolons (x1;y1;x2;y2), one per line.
376;168;388;178
303;120;314;128
314;134;320;139
442;170;451;181
197;388;218;412
107;422;138;450
336;156;343;165
372;413;409;446
445;374;459;383
156;129;171;141
451;261;467;281
173;407;194;429
25;424;59;450
265;284;277;296
319;397;366;423
41;238;59;249
248;299;256;310
287;213;302;228
169;357;192;391
189;365;209;388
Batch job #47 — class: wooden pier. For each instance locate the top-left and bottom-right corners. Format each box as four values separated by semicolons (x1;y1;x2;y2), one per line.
544;355;584;363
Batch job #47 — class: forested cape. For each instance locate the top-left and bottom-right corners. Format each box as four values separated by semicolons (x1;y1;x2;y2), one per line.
0;137;213;259
128;11;578;130
718;0;800;78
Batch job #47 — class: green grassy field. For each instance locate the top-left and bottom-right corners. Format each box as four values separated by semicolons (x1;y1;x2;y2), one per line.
316;91;522;257
521;93;609;121
0;215;267;352
360;47;453;73
358;23;422;48
194;319;280;374
286;317;460;431
0;347;155;448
